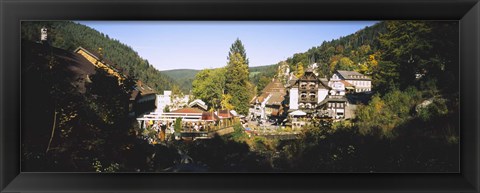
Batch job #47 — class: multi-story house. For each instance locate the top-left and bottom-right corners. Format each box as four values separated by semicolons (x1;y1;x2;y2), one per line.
331;70;372;93
250;78;286;120
317;95;348;119
287;68;330;114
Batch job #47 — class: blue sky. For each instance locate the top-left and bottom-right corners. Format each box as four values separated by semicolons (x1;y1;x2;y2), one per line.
77;21;377;71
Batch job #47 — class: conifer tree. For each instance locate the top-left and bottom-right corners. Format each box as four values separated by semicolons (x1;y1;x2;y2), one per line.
227;38;249;67
225;53;250;115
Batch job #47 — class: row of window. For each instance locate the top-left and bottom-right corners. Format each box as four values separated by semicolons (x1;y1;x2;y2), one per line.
355;88;371;92
327;102;345;108
351;80;371;86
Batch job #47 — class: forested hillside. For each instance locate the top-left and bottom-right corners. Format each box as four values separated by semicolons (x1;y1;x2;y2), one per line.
161;64;277;94
249;64;277;92
160;69;199;93
21;21;178;92
285;21;458;95
270;21;460;171
285;22;385;78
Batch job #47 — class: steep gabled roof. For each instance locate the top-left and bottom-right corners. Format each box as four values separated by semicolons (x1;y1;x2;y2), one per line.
74;46;157;98
266;92;285;106
254;78;286;106
23;41;95;93
135;80;156;95
289;70;331;90
189;99;208;111
74;46;126;76
298;70;317;81
260;78;286;94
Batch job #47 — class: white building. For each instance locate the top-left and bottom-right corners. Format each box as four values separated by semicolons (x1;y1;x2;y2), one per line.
155;91;172;113
250;78;286;120
318;95;348;119
328;80;346;96
332;70;372;93
155;90;190;113
288;68;329;114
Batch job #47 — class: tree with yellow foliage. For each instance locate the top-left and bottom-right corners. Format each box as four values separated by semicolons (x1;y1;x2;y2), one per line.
221;94;235;110
295;62;305;78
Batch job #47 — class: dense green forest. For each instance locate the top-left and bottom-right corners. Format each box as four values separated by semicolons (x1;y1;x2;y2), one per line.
284;21;457;94
285;22;386;78
21;21;178;92
160;69;200;93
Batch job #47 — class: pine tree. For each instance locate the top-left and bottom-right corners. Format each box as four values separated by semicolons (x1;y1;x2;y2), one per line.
225;53;250;115
227;38;249;67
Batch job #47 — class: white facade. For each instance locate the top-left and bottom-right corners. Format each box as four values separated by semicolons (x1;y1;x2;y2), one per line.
289;86;328;110
259;94;272;119
155;91;172;113
289;87;299;110
328;81;346;96
317;89;329;103
331;71;372;93
345;80;371;92
155;90;190;113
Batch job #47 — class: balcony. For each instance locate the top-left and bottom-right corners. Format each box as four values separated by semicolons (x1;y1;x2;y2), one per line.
300;97;318;103
299;86;318;91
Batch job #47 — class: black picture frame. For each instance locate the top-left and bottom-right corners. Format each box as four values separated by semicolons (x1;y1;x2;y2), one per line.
1;0;479;192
